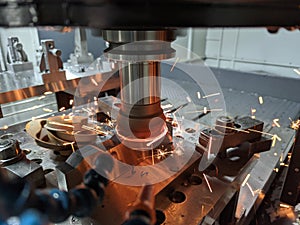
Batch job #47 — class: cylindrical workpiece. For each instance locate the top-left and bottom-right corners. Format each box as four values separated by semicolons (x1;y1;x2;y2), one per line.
119;61;161;105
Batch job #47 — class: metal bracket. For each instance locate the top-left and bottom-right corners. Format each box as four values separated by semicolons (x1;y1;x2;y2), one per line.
6;37;33;73
198;116;270;158
69;28;94;69
39;39;66;83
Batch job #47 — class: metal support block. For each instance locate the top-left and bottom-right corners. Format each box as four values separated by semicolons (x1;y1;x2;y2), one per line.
281;129;300;206
6;37;33;73
0;139;45;187
198;116;267;157
69;28;94;66
39;39;66;83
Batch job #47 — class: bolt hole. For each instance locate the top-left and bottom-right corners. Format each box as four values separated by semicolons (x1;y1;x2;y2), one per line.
175;135;184;140
155;210;166;225
44;169;54;174
169;191;186;203
234;123;241;129
32;158;42;164
23;149;31;155
53;151;60;155
185;128;196;133
188;174;202;185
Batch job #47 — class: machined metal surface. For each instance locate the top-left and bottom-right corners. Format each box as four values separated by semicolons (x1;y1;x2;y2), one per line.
6;37;34;73
119;61;161;105
0;138;45;187
0;61;299;225
69;28;94;66
40;39;66;83
103;30;176;43
0;73;120;104
198;116;268;156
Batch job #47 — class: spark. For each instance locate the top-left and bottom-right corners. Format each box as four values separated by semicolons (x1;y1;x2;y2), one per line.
63;142;76;152
280;203;291;209
197;91;201;99
170;57;180;72
251;108;256;119
59;107;66;112
290;118;300;130
185;108;223;114
151;149;155;165
69;99;74;106
203;173;213;193
139;150;174;161
293;68;300;76
49;121;74;128
82;108;92;114
280;153;284;162
44;91;53;95
81;125;108;135
43;108;53;113
242;174;251;187
274;152;278;156
93;96;98;106
161;104;173;109
202;93;220;99
247;129;282;142
272;134;282;147
165;102;189;114
91;78;98;86
258;96;264;105
273;118;281;128
215;124;250;133
156;149;169;160
246;182;255;197
28;105;39;111
0;125;8;130
186;96;192;103
38;96;46;100
254;189;262;195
